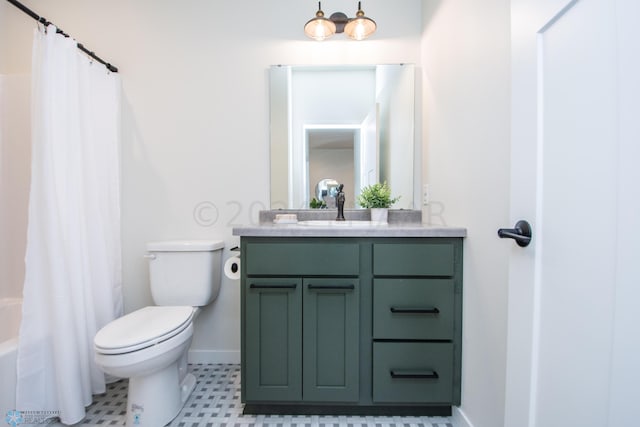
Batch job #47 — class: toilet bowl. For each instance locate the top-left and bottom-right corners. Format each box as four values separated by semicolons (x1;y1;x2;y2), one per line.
94;240;224;427
95;306;197;426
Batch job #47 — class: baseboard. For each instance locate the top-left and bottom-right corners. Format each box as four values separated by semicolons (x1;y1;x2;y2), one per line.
244;404;451;416
452;407;474;427
188;349;240;364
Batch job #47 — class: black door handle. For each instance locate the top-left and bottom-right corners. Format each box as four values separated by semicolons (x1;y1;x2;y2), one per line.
498;220;532;247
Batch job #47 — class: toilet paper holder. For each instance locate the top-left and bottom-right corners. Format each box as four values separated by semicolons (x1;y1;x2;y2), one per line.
224;246;241;279
230;246;240;273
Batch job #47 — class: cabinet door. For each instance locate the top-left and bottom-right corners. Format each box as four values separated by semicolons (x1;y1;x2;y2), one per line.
245;278;302;401
303;278;360;402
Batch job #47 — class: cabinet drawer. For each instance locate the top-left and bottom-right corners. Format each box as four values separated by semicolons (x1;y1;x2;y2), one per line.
373;279;454;340
373;243;454;276
245;242;359;276
373;342;453;403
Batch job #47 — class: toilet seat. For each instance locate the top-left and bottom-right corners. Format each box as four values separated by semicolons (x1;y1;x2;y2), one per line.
95;306;195;355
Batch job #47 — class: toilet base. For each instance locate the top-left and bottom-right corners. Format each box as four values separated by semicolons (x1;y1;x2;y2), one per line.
125;361;196;427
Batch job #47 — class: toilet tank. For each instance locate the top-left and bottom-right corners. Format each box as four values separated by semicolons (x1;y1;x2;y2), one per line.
146;240;225;306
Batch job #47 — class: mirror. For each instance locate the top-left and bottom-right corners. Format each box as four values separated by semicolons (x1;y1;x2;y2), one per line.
270;64;415;209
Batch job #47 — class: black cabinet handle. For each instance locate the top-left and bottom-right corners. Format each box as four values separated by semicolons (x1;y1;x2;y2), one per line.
390;307;439;315
390;370;439;379
249;283;297;289
307;284;355;290
498;220;532;247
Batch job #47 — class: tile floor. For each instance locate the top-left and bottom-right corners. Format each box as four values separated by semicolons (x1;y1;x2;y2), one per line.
78;364;454;427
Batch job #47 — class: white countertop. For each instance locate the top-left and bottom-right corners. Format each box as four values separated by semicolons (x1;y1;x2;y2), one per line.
232;222;467;238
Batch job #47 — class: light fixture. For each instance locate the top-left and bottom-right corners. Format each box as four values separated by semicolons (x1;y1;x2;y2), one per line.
304;1;377;41
344;2;377;40
304;2;336;41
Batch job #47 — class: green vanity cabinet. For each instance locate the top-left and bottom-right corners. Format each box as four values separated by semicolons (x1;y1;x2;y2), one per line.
240;236;463;414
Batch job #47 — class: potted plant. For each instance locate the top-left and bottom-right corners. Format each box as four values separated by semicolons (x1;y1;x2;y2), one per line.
357;182;400;223
309;198;326;209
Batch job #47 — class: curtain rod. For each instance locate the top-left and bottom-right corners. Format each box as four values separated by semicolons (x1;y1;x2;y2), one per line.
5;0;118;73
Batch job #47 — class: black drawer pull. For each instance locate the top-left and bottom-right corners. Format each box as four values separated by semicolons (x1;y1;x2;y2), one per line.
249;283;297;289
390;369;439;379
390;307;440;315
308;284;355;290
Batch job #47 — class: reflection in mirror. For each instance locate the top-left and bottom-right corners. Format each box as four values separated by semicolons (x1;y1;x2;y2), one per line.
270;64;415;209
308;127;358;208
314;178;340;208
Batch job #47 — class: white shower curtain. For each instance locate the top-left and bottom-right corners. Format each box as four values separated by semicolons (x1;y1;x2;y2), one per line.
16;25;123;425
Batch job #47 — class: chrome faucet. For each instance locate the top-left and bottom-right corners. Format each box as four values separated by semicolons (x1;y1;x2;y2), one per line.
336;184;346;221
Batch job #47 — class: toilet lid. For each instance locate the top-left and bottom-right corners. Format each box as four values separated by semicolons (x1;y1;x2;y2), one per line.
94;306;195;354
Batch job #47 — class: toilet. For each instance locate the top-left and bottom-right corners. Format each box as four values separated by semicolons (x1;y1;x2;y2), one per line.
94;240;224;427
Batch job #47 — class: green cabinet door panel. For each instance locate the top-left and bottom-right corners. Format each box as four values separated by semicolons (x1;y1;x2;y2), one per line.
245;278;302;401
303;278;360;402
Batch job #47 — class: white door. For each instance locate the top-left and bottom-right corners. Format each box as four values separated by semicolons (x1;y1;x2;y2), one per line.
504;1;640;427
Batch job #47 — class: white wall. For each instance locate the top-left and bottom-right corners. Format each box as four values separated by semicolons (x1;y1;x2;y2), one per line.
421;1;511;427
0;0;422;363
0;74;30;300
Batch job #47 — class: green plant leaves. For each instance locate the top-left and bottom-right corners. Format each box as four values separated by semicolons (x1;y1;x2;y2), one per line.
357;182;400;208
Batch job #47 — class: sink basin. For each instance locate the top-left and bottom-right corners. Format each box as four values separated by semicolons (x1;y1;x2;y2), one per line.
298;220;387;227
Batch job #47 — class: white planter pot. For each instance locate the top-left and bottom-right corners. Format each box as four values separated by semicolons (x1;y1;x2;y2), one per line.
370;208;388;224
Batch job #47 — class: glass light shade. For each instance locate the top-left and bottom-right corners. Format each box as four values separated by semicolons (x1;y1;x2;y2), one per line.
344;4;376;40
304;8;337;41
